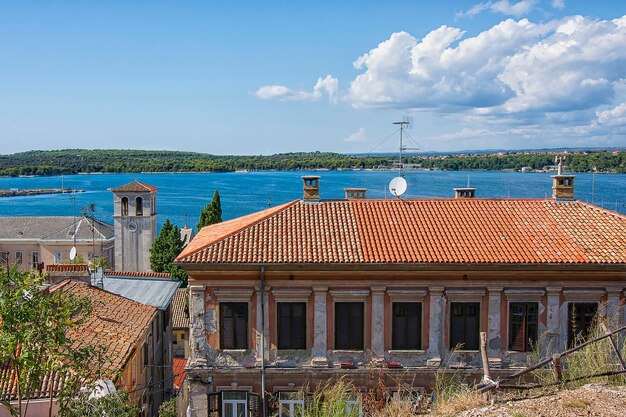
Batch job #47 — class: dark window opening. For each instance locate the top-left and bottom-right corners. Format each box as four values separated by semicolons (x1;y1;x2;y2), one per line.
509;302;538;352
568;302;597;347
450;302;480;350
220;302;248;349
277;302;306;349
392;302;422;350
121;197;129;216
335;302;364;350
136;197;143;216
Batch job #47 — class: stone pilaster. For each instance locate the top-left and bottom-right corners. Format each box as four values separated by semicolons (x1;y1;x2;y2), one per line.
606;287;623;326
545;287;562;354
311;286;329;366
487;287;503;365
427;286;445;366
370;286;386;358
255;286;271;364
189;285;210;367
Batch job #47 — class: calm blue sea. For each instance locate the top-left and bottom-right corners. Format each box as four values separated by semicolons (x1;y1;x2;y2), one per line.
0;171;624;231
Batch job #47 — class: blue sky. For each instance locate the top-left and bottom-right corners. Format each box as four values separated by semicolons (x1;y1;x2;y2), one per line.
1;0;625;155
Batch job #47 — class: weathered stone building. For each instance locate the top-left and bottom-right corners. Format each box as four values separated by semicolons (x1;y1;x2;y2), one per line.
176;175;626;417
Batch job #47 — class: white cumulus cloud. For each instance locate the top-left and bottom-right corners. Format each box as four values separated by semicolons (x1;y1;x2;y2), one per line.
254;75;338;103
458;0;538;18
344;127;367;142
347;15;626;119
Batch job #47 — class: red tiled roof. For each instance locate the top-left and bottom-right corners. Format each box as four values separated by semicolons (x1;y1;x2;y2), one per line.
57;280;156;376
173;357;187;389
46;264;89;273
0;281;156;400
172;288;189;329
105;270;171;278
176;199;626;265
111;180;158;193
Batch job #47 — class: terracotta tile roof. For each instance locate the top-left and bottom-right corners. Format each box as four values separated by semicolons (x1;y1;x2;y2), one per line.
46;264;89;273
111;180;157;193
0;281;156;401
105;270;171;278
57;280;156;377
173;357;187;389
176;199;626;265
172;288;189;329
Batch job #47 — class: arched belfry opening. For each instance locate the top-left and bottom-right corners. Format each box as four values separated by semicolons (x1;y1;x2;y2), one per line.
121;197;129;216
136;197;143;216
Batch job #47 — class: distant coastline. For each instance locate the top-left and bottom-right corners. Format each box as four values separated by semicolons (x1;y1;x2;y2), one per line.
0;148;624;177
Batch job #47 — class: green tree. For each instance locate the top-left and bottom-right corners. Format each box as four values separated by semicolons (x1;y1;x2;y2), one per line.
150;218;188;285
58;384;138;417
0;266;93;417
197;190;222;231
158;398;177;417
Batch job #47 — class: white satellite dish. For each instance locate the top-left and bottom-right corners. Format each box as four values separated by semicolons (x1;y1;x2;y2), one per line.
389;176;407;197
69;246;77;261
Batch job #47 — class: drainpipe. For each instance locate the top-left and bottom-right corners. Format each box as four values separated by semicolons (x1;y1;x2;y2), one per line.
260;265;267;417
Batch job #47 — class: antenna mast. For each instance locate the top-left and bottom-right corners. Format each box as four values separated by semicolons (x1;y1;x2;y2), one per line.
392;120;409;175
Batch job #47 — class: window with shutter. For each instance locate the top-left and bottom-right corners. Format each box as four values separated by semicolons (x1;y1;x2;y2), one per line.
568;302;597;347
392;302;422;350
450;302;480;350
508;302;538;352
277;303;306;349
220;302;248;349
335;302;364;350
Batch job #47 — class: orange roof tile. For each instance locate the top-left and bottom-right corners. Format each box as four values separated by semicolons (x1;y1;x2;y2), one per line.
176;199;626;265
172;288;189;329
0;281;156;400
105;270;171;278
111;180;157;193
46;264;89;273
173;357;187;389
57;281;156;377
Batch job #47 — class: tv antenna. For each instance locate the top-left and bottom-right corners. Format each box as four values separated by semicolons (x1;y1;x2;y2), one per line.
388;116;416;198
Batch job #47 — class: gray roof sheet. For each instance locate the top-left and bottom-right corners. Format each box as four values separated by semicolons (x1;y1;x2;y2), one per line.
102;275;180;310
0;216;114;241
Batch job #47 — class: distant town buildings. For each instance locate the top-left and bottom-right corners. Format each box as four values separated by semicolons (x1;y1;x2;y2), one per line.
0;215;114;271
176;175;626;417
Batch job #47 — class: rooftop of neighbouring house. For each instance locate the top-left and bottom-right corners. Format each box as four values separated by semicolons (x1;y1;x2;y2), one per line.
173;357;187;390
111;180;157;193
176;198;626;265
0;280;156;401
102;273;180;310
172;288;189;329
0;215;114;241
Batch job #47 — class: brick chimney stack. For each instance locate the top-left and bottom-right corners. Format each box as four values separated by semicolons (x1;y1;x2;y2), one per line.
453;188;476;198
552;175;575;201
302;176;320;202
344;188;367;199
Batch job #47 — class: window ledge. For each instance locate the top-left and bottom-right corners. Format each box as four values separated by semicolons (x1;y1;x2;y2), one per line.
331;350;364;354
220;349;249;354
450;350;480;353
506;350;532;354
389;350;426;354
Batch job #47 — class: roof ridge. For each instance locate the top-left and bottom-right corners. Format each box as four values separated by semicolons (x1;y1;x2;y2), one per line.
575;200;626;219
176;200;299;261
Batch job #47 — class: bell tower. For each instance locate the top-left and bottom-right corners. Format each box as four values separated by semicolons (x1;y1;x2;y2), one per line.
111;180;158;272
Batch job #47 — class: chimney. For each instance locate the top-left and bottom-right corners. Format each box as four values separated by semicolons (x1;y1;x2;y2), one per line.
453;188;476;199
551;175;575;201
344;188;367;200
301;176;320;202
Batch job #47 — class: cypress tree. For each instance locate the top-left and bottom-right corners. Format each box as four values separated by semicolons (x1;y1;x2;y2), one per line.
197;190;223;231
150;218;187;285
